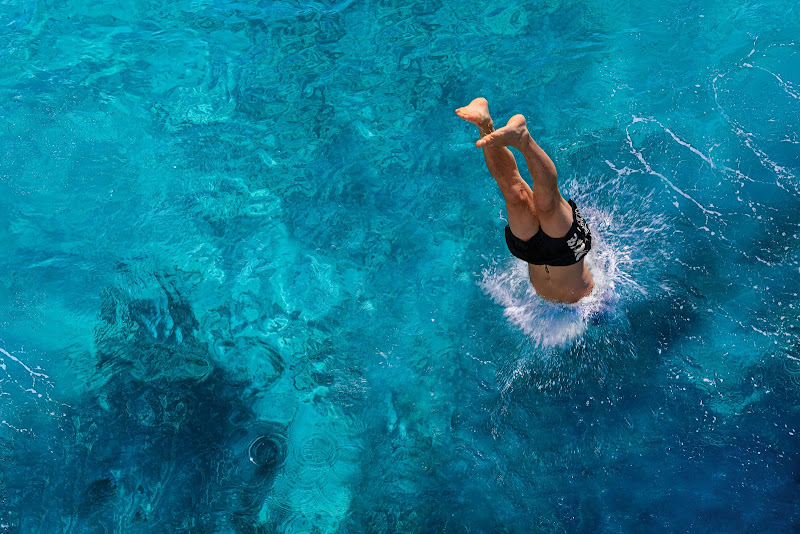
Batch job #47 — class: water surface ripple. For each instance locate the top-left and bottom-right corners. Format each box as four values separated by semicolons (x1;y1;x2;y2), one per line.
1;0;799;531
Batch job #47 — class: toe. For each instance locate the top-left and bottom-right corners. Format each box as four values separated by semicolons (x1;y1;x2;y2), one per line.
476;134;493;147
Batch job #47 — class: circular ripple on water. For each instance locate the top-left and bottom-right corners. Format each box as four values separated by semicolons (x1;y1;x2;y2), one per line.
223;421;287;488
295;432;339;469
278;514;318;534
249;435;286;470
277;503;350;534
263;467;344;527
269;472;322;510
260;429;346;526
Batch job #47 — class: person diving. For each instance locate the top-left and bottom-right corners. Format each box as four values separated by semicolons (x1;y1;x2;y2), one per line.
456;98;594;303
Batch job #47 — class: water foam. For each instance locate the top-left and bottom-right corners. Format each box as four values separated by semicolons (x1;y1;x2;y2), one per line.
479;177;661;348
0;346;55;433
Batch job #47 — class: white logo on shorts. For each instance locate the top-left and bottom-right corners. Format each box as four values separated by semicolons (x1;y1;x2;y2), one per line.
567;234;587;261
567;207;590;261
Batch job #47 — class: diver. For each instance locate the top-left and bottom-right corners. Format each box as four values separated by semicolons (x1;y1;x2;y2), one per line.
456;98;594;303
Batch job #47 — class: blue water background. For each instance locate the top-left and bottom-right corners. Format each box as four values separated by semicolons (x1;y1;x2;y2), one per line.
1;0;799;531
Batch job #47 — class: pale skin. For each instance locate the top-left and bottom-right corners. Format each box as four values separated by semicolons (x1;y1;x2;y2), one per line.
455;97;594;303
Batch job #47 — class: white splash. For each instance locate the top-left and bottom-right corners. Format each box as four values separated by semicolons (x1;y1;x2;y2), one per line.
479;182;660;348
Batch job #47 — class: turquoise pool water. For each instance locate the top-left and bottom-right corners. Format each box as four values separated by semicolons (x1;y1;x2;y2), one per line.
2;0;799;531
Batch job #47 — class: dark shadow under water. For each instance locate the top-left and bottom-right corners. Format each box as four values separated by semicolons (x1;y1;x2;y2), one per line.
1;277;287;532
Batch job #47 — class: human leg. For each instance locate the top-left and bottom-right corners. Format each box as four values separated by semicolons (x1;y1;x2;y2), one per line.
476;114;573;237
455;98;539;240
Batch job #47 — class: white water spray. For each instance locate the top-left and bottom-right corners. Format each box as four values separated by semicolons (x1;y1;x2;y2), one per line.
479;177;663;348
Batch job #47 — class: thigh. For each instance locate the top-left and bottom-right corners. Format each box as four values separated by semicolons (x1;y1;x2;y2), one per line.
505;195;540;241
535;197;573;238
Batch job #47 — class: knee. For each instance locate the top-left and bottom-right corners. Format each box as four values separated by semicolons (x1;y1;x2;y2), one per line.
533;195;556;215
504;186;532;207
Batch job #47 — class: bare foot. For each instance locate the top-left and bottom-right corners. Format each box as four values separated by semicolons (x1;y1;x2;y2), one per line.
476;114;530;149
455;97;493;135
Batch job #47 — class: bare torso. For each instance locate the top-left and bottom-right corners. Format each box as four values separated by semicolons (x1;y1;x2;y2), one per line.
528;261;594;304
